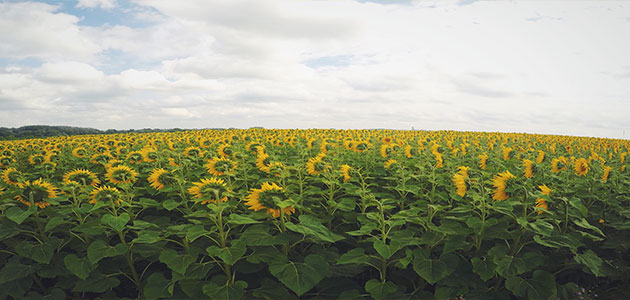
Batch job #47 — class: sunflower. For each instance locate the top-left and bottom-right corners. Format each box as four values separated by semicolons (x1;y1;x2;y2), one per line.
63;169;100;187
72;147;88;158
90;152;114;165
382;136;393;144
188;177;229;204
306;153;328;175
147;168;173;190
89;185;122;205
384;159;398;169
206;157;238;176
380;144;391;158
141;147;158;162
217;144;233;157
534;185;551;214
523;159;534;178
28;154;46;165
16;178;57;208
340;164;352;182
184;146;203;158
126;151;145;164
452;166;469;197
243;182;294;218
502;147;513;160
0;155;14;167
478;153;488;170
105;165;138;184
574;158;589;176
2;167;22;186
353;141;370;153
551;156;568;173
404;145;414;158
492;171;515;201
536;150;545;164
602;166;611;182
434;153;443;168
168;158;180;167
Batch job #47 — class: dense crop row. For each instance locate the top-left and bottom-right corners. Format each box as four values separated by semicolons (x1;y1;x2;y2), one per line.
1;129;629;299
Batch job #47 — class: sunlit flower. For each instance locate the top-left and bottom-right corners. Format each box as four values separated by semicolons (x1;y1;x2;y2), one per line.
534;184;551;214
536;150;545;164
551;156;568;173
574;158;589;176
384;159;397;169
72;147;88;158
492;171;515;201
90;185;122;205
523;159;534;178
243;182;294;218
206;157;238;176
188;177;229;204
340;164;352;182
478;153;488;170
147;168;172;190
2;167;22;186
16;178;57;208
306;153;328;175
63;169;100;187
105;165;138;184
602;166;611;182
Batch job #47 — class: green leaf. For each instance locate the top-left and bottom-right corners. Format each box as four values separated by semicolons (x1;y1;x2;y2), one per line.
87;240;127;264
186;225;207;242
5;206;37;225
533;232;583;252
228;214;260;225
144;272;172;300
574;218;605;237
373;239;406;259
527;219;554;237
202;277;248;300
72;272;120;293
15;240;56;264
505;270;556;300
574;250;606;277
162;199;180;211
471;257;495;281
240;225;289;246
412;250;458;284
0;221;20;240
285;215;344;243
206;240;246;266
64;254;92;280
44;216;65;232
336;248;370;265
494;255;528;278
0;258;34;284
132;230;161;244
442;235;471;255
269;254;329;297
100;213;130;232
364;279;398;300
159;249;198;274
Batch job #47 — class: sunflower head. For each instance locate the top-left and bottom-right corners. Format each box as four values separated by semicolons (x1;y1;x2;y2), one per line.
602;166;612;182
340;164;352;182
306;153;328;175
492;171;516;201
217;144;233;157
188;177;229;204
63;169;100;187
28;154;46;166
90;152;114;165
206;157;238;176
243;182;293;218
574;158;589;176
184;146;203;158
2;167;23;186
72;147;88;158
126;151;145;164
147;168;174;190
523;159;534;178
384;159;398;169
16;178;57;208
90;186;122;205
105;165;138;184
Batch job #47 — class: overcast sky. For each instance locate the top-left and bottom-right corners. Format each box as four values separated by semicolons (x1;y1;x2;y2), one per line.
1;0;630;138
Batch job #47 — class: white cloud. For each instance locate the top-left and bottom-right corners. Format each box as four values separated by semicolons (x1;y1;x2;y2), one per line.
0;0;629;138
76;0;118;10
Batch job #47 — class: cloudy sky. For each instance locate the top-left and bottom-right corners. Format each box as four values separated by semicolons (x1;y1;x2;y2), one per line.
1;0;630;138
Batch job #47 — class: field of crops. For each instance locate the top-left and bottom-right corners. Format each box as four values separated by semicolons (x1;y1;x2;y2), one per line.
1;129;629;300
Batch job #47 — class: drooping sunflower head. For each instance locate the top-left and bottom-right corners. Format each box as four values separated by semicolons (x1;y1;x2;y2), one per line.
551;156;568;173
217;144;233;157
353;141;370;153
384;159;398;169
457;166;470;178
0;155;14;167
522;159;534;178
2;167;23;186
72;147;88;158
574;158;589;176
478;153;488;170
306;153;328;175
502;147;513;160
184;146;203;158
452;173;467;197
340;164;352;182
90;152;114;165
63;169;100;187
105;165;138;184
16;178;57;208
28;154;46;166
599;165;611;182
492;171;516;201
126;151;145;164
188;177;229;204
90;185;122;205
536;150;545;164
141;148;159;162
243;182;293;218
206;157;238;176
147;168;174;190
538;184;551;195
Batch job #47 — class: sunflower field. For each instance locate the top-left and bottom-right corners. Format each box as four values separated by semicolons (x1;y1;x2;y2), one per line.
1;129;629;300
